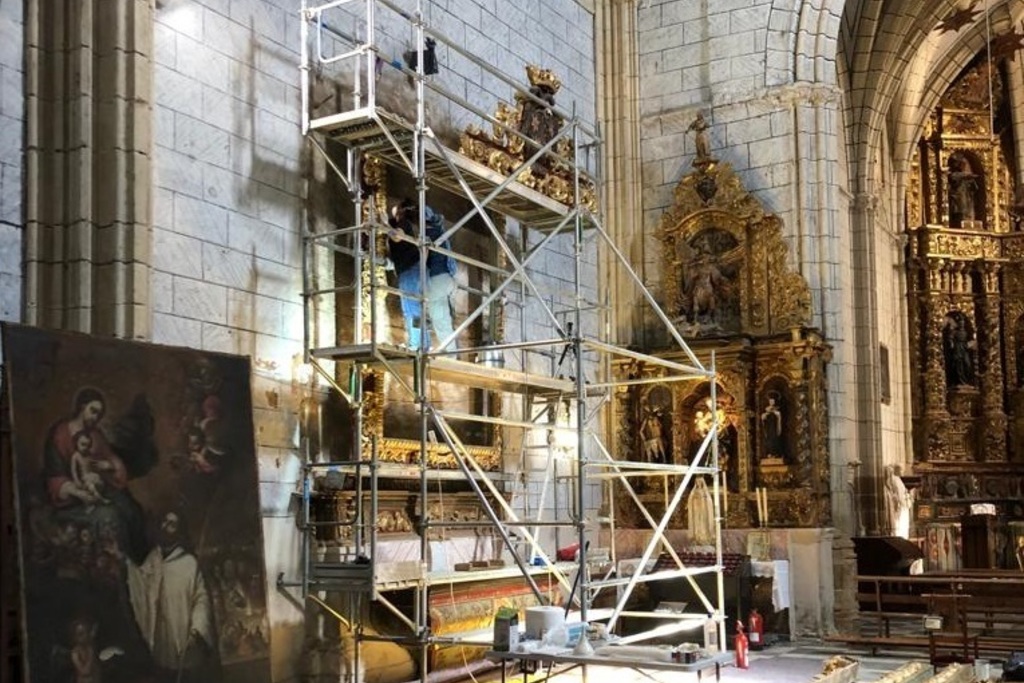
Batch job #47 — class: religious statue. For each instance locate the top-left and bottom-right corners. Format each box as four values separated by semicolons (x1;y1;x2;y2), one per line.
760;392;785;460
676;232;741;332
693;397;724;439
1008;185;1024;230
641;408;668;463
883;465;912;538
517;67;561;178
947;155;979;226
687;112;714;166
693;397;732;484
942;312;976;388
685;245;725;325
687;477;716;546
1016;535;1024;571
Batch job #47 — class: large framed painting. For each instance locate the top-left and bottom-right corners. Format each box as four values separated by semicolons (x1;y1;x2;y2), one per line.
1;324;271;683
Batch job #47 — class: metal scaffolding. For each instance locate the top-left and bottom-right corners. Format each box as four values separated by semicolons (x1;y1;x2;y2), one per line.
281;0;727;678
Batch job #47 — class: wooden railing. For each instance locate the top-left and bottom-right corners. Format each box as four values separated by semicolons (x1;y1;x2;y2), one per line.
828;573;1024;659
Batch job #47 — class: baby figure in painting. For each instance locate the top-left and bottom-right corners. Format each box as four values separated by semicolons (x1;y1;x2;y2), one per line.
186;427;218;474
69;618;101;683
70;431;108;507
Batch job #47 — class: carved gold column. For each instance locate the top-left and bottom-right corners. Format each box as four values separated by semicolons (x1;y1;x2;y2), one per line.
919;256;952;461
979;263;1007;460
491;214;507;456
795;331;832;526
947;261;979;462
359;155;388;447
1006;247;1024;461
360;155;391;345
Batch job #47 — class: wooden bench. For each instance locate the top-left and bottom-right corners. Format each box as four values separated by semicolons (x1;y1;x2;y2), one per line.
928;631;978;670
976;634;1024;656
919;593;977;669
964;605;1024;631
823;634;928;656
858;610;925;638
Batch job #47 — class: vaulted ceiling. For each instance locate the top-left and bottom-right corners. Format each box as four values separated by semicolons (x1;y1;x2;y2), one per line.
839;0;1022;194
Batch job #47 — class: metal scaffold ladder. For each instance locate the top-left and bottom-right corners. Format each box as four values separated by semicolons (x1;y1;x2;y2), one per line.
279;0;728;678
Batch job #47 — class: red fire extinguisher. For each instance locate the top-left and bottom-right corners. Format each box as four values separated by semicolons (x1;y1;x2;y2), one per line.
748;608;765;650
734;621;749;669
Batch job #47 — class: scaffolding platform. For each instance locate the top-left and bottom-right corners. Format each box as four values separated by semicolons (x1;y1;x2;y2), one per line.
311;345;584;396
309;561;375;591
310;106;579;229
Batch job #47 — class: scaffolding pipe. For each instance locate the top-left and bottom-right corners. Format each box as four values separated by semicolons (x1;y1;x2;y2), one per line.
290;1;725;674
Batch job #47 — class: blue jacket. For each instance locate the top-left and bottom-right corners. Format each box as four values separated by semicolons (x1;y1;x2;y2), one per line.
392;206;456;278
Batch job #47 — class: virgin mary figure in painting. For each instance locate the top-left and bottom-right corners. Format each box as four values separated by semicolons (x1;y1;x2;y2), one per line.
41;387;152;563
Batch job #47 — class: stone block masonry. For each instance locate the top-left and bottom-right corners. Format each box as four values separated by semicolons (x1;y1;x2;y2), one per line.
0;2;23;336
146;0;597;680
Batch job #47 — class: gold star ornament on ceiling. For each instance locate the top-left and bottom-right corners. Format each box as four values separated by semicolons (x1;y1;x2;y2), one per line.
988;28;1024;61
935;2;981;34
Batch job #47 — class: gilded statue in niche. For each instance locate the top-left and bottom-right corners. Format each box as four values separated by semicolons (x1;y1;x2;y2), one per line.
947;154;981;227
675;228;742;334
680;386;739;486
641;408;669;463
691;395;738;492
760;391;786;461
942;311;977;388
640;384;673;464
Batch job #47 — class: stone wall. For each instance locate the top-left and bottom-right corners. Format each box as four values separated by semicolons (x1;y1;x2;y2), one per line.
0;0;23;332
150;4;308;675
872;128;913;476
147;0;596;679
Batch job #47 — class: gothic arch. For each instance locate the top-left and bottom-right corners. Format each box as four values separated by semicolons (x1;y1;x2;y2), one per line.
766;0;846;86
895;6;1019;185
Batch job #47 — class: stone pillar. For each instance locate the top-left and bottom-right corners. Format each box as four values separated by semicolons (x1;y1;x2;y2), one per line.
831;533;858;634
787;528;836;637
24;0;154;338
595;0;643;454
849;193;884;533
594;0;642;346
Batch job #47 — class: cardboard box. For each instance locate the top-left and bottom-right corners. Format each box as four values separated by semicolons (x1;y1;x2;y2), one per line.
493;608;519;652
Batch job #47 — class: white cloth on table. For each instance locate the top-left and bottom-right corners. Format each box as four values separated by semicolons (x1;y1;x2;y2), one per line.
747;559;791;611
771;560;790;611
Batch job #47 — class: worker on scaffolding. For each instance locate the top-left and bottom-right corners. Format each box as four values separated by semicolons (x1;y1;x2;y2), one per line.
387;198;457;351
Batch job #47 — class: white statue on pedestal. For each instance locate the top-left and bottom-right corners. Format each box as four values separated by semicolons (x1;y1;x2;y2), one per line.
687;477;716;546
884;465;912;538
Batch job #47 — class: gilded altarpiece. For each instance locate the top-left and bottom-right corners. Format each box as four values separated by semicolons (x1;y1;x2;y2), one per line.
614;162;832;530
314;154;504;538
906;62;1024;545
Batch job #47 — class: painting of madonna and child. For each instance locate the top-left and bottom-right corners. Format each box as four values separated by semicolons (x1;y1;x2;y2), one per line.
2;324;271;683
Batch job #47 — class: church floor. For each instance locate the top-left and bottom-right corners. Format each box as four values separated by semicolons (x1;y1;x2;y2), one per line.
475;640;929;683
